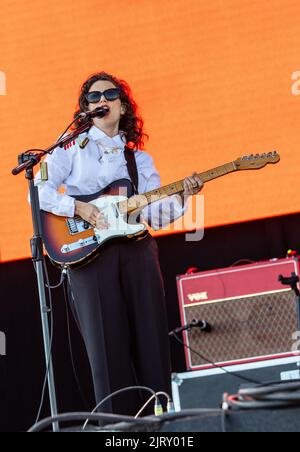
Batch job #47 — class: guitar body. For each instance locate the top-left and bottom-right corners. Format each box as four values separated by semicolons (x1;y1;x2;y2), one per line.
40;179;148;269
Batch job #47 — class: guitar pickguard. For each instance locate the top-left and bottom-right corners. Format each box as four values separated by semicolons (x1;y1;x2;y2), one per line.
60;195;146;256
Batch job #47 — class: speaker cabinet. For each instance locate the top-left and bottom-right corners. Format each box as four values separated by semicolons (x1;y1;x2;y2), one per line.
176;257;300;370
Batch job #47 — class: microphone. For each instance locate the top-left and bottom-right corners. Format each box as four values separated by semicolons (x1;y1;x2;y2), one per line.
77;106;109;119
190;319;212;333
169;319;212;336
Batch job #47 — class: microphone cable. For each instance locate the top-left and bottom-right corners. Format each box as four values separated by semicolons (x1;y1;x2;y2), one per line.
225;379;300;410
134;391;174;418
171;331;261;385
82;386;158;431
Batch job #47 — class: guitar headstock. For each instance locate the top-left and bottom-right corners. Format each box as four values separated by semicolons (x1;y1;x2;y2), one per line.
234;151;280;170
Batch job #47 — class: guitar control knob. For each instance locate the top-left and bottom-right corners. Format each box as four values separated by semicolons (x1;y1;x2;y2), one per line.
61;245;70;254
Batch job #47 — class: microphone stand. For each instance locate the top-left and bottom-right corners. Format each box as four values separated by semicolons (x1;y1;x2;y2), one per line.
12;122;90;432
279;272;300;369
169;319;212;336
278;273;300;333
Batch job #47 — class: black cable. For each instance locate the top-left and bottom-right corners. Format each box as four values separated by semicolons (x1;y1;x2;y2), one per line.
55;114;88;146
41;263;91;410
66;271;84;336
82;386;158;430
112;408;224;433
111;408;222;433
65;271;99;410
171;331;261;385
226;380;300;410
146;407;221;422
28;408;222;433
55;118;78;144
28;412;159;433
62;279;90;411
227;397;293;410
45;268;67;289
239;380;300;397
32;260;90;424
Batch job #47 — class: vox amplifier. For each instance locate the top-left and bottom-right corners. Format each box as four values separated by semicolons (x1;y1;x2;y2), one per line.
176;257;300;371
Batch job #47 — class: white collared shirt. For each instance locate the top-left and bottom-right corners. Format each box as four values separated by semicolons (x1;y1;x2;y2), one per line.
34;126;186;230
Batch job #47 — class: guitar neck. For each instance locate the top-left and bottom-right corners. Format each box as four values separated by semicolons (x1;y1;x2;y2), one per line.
118;161;237;215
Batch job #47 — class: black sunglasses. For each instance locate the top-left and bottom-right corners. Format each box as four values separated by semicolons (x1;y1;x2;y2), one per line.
85;88;121;104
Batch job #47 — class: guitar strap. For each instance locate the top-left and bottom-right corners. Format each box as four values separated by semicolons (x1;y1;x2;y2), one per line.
124;145;139;195
123;145;148;233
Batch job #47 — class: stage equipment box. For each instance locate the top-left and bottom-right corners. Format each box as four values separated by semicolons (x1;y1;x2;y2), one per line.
172;356;300;411
176;257;300;370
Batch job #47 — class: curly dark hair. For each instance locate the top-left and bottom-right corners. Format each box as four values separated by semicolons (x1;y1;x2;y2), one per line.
73;71;148;150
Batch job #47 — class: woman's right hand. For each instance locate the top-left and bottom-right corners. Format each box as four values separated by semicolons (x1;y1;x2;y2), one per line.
74;200;109;229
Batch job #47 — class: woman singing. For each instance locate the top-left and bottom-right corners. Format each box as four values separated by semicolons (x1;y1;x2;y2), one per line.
36;71;203;416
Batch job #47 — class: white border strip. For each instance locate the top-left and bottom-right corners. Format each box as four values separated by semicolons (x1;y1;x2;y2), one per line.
183;288;291;308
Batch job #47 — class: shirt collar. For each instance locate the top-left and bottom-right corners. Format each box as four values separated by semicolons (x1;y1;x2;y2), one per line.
88;125;126;150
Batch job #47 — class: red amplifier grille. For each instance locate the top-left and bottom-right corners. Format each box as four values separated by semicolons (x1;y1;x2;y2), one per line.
185;290;297;368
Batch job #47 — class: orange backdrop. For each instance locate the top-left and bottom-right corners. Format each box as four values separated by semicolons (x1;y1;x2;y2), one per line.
1;0;300;262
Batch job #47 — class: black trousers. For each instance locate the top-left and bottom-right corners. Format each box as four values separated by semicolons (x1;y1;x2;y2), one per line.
67;234;171;416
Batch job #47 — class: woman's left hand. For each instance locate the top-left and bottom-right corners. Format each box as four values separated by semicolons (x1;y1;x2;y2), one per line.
183;172;204;196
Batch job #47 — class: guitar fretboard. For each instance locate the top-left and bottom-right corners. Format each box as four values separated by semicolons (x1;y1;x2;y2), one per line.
118;161;237;215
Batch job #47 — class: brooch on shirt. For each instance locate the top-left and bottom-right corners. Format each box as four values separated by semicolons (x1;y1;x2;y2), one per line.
97;143;122;162
103;146;121;154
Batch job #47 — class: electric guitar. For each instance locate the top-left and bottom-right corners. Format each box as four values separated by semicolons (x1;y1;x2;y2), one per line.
40;152;280;268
